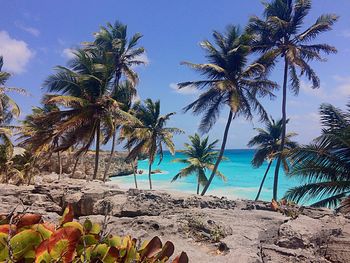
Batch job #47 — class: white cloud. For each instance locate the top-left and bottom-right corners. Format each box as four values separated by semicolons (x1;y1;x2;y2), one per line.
0;31;34;74
61;48;76;59
15;22;40;37
170;82;198;95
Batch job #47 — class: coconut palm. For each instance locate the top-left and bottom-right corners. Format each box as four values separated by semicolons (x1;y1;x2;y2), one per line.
89;21;145;178
285;102;350;213
247;0;338;200
126;99;183;190
0;56;25;122
248;118;297;200
172;134;227;194
179;25;277;196
43;50;126;180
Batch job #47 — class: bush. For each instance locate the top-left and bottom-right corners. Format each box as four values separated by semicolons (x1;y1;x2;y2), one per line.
0;204;189;262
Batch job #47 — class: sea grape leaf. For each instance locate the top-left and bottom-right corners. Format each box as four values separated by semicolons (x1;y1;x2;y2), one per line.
48;226;81;263
16;214;42;229
91;243;109;259
83;219;92;233
109;235;122;247
59;204;74;226
32;223;54;239
140;236;162;259
102;247;119;263
156;241;175;261
172;252;189;263
0;232;9;261
35;239;51;263
90;222;101;235
9;229;42;259
82;234;99;246
0;224;16;234
63;221;84;233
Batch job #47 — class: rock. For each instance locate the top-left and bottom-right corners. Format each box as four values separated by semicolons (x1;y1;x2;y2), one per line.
0;180;350;263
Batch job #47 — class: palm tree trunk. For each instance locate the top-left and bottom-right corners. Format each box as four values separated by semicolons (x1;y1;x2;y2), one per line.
71;155;80;178
93;122;101;180
196;175;200;195
201;110;234;196
148;162;153;190
103;130;116;182
273;57;289;200
131;159;138;189
57;151;62;180
255;160;272;201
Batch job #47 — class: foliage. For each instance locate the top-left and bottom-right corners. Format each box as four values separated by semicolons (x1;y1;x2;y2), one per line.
125;99;183;189
172;134;226;194
180;25;277;196
0;204;189;262
247;0;338;200
285;102;350;213
248;118;297;200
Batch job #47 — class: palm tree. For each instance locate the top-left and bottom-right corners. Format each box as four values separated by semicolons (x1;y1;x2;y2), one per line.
285;102;350;213
89;21;145;179
248;118;297;201
43;50;124;180
0;56;25;171
126;99;183;190
172;134;227;194
247;0;338;200
102;80;137;182
179;25;277;196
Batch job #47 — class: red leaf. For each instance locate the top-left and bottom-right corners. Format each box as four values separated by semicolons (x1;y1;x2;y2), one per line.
48;226;81;263
16;214;42;229
172;252;189;263
156;241;175;260
0;224;16;234
59;204;74;226
141;236;162;259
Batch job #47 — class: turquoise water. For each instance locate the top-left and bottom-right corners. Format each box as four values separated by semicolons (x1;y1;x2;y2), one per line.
110;149;302;202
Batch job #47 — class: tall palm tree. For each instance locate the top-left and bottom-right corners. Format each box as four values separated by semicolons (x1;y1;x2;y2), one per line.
179;25;277;196
0;56;25;165
89;21;145;179
172;134;227;194
285;102;350;213
44;50;125;180
247;0;338;200
126;99;183;190
248;118;297;201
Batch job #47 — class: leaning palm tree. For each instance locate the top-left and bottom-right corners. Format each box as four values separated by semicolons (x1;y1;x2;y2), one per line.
285;102;350;213
88;21;145;178
248;118;297;201
179;25;277;196
172;134;227;194
247;0;338;200
126;99;183;190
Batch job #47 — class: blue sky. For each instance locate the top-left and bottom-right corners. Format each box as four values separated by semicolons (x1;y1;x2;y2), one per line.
1;0;350;149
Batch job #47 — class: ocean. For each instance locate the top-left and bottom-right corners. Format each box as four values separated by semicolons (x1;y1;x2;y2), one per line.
110;149;303;202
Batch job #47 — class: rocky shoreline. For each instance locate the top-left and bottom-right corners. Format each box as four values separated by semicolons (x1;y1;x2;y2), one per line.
0;175;349;262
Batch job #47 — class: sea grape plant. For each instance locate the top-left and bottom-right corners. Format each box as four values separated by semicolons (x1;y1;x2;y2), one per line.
0;204;189;262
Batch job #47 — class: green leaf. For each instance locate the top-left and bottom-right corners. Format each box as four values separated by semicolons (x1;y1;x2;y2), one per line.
10;229;42;259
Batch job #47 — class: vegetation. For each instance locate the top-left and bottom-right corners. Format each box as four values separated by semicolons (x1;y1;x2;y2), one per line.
247;0;338;200
171;133;226;194
179;25;277;195
285;103;350;213
0;0;345;214
248;118;297;200
0;204;188;262
125;99;183;189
